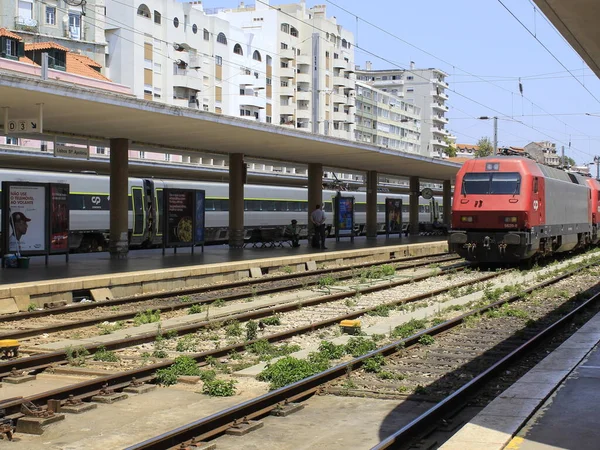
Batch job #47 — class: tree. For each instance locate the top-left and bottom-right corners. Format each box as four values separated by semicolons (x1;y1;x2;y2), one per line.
565;156;576;167
475;137;493;158
443;137;457;157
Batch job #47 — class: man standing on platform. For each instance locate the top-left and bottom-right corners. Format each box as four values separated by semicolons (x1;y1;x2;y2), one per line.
311;204;327;250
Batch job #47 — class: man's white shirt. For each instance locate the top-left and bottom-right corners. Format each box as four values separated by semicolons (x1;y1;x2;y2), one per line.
311;209;326;225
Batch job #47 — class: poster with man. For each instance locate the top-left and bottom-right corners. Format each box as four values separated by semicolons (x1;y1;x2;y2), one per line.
8;185;47;254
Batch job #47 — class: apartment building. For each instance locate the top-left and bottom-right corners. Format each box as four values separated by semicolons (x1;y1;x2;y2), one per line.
215;1;356;140
354;81;421;154
356;62;453;158
524;141;561;167
0;0;106;65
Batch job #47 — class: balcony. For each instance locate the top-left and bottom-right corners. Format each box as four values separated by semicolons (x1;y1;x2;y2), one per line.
372;79;403;88
279;48;296;60
296;72;310;84
279;66;295;79
432;102;449;112
239;73;260;86
172;74;204;92
333;93;346;104
279;104;295;116
432;127;450;137
279;83;294;97
14;16;39;33
296;107;311;119
333;58;346;69
431;90;449;100
296;91;311;101
432;114;448;124
333;75;346;87
345;95;356;107
240;94;266;109
333;110;347;122
297;54;311;66
344;61;355;73
431;78;449;88
430;138;449;148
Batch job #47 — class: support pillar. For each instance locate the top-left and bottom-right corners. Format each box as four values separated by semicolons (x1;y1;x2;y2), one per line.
308;163;323;239
229;153;245;247
366;170;378;239
109;138;129;259
443;180;452;228
409;176;420;236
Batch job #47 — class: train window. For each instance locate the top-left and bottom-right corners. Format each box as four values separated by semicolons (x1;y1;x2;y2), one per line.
323;202;332;212
273;201;287;211
419;205;425;213
219;199;229;211
69;195;84;210
205;199;216;211
245;200;261;211
402;205;409;213
377;204;386;213
533;177;539;194
491;172;521;195
354;203;366;213
461;173;491;194
261;200;276;211
424;205;430;213
287;201;301;212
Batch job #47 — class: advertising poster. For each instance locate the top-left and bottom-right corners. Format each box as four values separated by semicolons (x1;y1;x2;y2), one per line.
195;190;205;244
166;190;194;246
8;184;47;253
50;184;70;252
386;198;402;234
337;197;354;231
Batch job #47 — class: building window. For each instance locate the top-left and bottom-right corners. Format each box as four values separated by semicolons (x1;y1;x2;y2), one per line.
406;88;414;92
153;62;161;73
139;151;145;159
154;11;161;24
217;32;227;44
215;55;222;66
233;43;243;55
252;50;261;62
17;1;33;21
5;137;18;145
45;6;56;25
281;23;290;33
68;13;81;39
266;55;272;66
281;42;288;50
266;116;272;123
192;24;198;34
164;153;170;161
290;27;298;38
96;147;106;155
5;39;17;58
266;77;272;85
407;76;413;80
173;17;179;28
137;4;151;18
203;29;209;40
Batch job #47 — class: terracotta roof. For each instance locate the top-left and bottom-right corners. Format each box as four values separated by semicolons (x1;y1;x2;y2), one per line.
456;143;478;151
508;146;525;152
25;41;69;52
0;28;22;40
66;52;111;82
19;56;37;66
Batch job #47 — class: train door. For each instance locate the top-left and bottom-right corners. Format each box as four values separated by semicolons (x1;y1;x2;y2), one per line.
430;199;439;223
155;186;164;244
131;186;146;245
143;179;156;243
532;176;543;227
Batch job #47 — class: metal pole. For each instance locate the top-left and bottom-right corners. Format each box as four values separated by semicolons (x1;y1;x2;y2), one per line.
493;116;498;155
561;146;565;167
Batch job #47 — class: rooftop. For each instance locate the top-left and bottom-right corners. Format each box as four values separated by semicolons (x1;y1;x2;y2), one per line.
0;28;22;40
24;42;70;52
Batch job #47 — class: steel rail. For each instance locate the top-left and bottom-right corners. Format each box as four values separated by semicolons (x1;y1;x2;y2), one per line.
126;262;591;450
0;261;471;377
0;253;454;325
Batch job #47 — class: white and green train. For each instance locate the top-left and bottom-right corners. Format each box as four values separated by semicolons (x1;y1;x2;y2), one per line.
0;169;443;252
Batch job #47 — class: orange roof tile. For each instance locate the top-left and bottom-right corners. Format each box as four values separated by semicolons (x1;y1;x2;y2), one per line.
25;41;69;52
19;56;37;66
0;28;22;40
66;52;111;82
456;143;478;150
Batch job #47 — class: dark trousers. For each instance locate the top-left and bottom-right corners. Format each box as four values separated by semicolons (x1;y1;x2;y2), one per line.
315;224;326;248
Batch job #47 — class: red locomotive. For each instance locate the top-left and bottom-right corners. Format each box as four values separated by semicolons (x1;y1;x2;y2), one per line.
449;156;599;263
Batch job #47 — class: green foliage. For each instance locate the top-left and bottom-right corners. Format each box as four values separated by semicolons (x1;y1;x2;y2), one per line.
318;275;337;287
93;346;120;362
246;320;258;341
66;345;90;366
133;309;160;326
246;339;301;361
391;319;428;339
258;356;329;390
485;303;529;319
344;336;377;357
281;265;294;274
225;320;243;337
202;379;237;396
27;303;37;312
97;321;125;335
361;264;395;280
444;142;457;158
261;316;281;326
164;330;178;340
199;369;216;382
176;334;197;352
418;335;435;346
363;354;385;373
154;356;200;386
179;295;192;303
212;299;226;307
475;137;493;158
318;341;345;360
368;304;391;317
188;304;203;315
345;298;357;308
153;334;168;358
378;371;403;380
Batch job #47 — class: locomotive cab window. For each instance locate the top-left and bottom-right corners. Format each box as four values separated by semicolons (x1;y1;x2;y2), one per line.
461;172;521;195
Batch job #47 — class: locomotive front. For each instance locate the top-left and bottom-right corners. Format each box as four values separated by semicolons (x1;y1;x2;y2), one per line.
448;157;542;262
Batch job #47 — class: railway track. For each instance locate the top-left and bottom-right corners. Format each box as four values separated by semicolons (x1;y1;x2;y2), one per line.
0;260;498;418
0;253;458;341
124;256;600;450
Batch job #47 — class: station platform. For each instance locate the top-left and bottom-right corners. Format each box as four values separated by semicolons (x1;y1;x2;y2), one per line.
440;310;600;450
0;235;446;313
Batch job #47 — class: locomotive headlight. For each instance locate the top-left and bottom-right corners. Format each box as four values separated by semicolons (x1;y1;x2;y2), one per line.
504;216;518;223
461;216;474;223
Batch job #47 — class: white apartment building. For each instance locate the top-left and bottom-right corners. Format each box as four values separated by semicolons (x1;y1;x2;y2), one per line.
356;62;454;158
0;0;106;65
215;1;356;140
354;81;421;154
524;141;561;167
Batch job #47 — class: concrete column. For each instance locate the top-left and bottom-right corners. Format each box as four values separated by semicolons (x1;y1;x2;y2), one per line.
229;153;245;247
308;163;323;237
409;176;420;236
109;138;129;259
443;180;452;228
366;170;378;239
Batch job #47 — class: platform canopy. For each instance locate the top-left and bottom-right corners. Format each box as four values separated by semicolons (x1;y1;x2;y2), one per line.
533;0;600;78
0;71;459;181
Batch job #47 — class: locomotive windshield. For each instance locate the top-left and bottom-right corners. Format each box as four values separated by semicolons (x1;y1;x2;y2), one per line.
461;172;521;195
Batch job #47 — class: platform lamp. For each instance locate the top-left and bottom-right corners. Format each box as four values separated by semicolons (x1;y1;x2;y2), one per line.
478;116;498;155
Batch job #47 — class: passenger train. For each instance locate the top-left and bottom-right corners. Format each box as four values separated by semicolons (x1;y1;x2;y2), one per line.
449;155;600;263
0;169;443;252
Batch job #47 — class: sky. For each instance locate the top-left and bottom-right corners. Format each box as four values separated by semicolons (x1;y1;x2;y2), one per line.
197;0;600;166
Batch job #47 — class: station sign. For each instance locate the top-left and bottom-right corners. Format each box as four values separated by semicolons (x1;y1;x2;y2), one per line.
5;118;41;134
54;143;89;159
